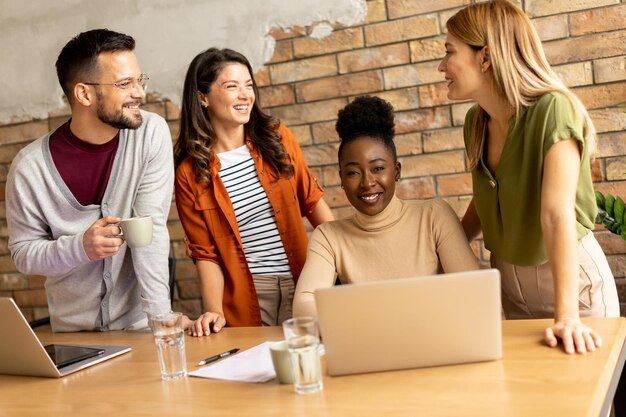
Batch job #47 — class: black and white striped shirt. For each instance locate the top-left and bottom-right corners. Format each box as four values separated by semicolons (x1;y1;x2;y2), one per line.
218;145;291;276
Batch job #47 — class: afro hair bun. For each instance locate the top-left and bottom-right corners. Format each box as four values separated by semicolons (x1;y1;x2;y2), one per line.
335;95;395;143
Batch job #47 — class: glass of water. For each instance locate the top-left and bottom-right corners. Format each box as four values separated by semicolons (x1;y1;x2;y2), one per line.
282;317;323;394
149;311;187;381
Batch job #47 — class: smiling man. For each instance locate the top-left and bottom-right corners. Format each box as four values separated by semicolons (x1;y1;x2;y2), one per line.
6;29;176;332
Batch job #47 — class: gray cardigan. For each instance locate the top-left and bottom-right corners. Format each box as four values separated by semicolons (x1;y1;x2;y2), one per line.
7;110;173;332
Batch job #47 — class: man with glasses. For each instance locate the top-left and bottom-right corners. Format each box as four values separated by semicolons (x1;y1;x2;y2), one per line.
6;29;180;332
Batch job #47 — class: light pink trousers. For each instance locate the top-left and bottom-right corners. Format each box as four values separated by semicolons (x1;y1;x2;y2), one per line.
491;232;620;319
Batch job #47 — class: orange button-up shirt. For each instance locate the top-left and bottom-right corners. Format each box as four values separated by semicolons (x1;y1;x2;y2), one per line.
174;124;324;326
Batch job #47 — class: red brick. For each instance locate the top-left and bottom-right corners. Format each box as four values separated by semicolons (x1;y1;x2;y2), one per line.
436;173;472;196
322;165;341;186
442;195;473;217
0;255;16;273
268;39;293;64
49;116;68;132
526;0;617;17
531;15;568;42
268;98;347;126
395;132;423;156
596;229;626;256
591;158;603;182
13;289;48;307
607;254;626;277
174;259;198;280
553;62;593;88
396;177;436;199
167;120;180;143
312;122;339;145
338;43;410;74
171;240;187;260
573;82;626;110
258;85;295;108
606;157;626;181
596;131;626;158
383;61;443;89
141;102;166;118
167;221;185;241
254;67;270;87
400;150;466;177
301;143;338;166
296;71;383;102
270;56;337;84
387;0;469;19
423;127;464;153
590;108;626;134
594;180;626;201
172;299;202;318
452;102;475;126
410;36;446;63
418;83;454;108
27;275;46;289
0;164;7;182
0;120;49;146
543;31;626;65
395;107;451;134
269;26;307;41
366;0;387;23
593;57;626;84
370;88;419;112
165;101;180;121
0;142;28;163
0;273;27;290
287;124;312;146
569;4;626;36
177;277;200;299
365;15;439;47
0;238;8;256
293;28;364;58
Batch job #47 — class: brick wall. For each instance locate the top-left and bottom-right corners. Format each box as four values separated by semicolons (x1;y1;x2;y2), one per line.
1;0;625;321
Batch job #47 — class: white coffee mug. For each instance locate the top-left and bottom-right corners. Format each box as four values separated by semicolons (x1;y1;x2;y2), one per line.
117;215;153;248
269;340;293;384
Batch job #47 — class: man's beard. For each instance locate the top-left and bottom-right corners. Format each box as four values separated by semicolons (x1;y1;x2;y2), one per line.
96;90;142;130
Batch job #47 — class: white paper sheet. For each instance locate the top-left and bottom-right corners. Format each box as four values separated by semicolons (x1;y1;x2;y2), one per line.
188;341;276;383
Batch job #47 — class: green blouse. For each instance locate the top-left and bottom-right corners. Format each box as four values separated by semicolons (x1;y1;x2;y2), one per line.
464;92;597;266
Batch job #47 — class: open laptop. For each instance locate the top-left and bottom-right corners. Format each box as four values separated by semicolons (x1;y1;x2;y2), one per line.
315;269;502;376
0;297;131;377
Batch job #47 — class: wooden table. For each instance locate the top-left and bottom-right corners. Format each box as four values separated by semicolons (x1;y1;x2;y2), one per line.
0;318;624;417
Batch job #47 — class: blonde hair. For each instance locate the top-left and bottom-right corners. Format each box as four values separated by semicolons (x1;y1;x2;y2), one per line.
446;0;596;170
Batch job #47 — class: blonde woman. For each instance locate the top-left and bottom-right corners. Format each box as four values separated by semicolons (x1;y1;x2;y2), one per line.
438;0;619;354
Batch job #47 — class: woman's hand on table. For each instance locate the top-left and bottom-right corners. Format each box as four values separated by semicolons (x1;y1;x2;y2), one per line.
186;312;226;337
545;317;602;354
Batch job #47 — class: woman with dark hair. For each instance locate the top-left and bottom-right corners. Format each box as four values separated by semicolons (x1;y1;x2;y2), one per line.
174;48;333;335
292;95;478;317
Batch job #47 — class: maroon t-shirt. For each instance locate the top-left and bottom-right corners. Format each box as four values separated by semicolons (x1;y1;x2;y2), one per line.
49;121;119;206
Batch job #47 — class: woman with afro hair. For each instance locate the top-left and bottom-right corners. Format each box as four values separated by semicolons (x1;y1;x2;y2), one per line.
293;95;479;317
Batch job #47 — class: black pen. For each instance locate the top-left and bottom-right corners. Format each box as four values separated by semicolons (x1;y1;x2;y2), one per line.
197;348;239;366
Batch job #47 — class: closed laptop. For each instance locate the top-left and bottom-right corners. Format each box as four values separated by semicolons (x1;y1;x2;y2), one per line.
314;269;502;376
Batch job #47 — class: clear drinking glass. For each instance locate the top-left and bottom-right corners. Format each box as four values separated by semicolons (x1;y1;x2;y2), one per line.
149;311;187;381
282;317;323;394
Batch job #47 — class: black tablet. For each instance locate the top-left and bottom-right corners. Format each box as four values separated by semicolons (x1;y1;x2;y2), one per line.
44;344;105;368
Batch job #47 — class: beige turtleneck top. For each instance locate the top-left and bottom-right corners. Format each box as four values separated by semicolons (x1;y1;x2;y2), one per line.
293;196;479;317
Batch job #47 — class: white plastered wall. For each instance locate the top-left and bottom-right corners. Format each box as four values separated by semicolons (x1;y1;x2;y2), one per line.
0;0;366;124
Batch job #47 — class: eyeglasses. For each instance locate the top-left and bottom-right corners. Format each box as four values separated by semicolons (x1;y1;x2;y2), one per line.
84;74;149;91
